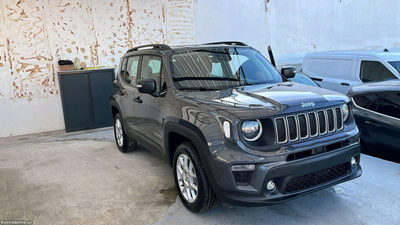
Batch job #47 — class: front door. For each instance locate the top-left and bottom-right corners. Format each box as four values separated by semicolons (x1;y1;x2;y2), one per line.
134;55;166;149
353;92;400;163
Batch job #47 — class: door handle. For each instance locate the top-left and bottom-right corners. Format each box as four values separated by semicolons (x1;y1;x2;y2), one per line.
311;77;323;82
365;120;380;128
133;96;142;103
117;90;125;96
341;82;350;86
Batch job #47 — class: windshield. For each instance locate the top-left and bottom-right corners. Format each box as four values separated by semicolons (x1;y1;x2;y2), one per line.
389;61;400;73
170;47;283;90
289;73;319;87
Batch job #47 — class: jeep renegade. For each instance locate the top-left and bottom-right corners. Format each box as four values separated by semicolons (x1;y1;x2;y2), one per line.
110;41;362;213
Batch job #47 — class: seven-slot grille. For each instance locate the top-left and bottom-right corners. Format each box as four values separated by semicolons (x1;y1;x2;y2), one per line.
274;107;343;144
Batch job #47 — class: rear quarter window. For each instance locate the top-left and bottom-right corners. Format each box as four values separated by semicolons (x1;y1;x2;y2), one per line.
304;58;327;76
325;59;353;80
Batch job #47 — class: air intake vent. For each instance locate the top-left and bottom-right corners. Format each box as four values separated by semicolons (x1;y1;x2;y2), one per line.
275;118;287;143
274;107;344;144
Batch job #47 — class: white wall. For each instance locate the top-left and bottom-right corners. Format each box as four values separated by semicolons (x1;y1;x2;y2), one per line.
265;0;400;66
1;0;399;137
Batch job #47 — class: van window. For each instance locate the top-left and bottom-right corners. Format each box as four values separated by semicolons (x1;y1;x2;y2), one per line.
360;61;396;82
304;58;327;76
389;61;400;73
325;59;353;79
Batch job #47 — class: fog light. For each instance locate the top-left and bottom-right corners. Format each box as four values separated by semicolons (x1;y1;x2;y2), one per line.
351;157;357;166
266;180;276;192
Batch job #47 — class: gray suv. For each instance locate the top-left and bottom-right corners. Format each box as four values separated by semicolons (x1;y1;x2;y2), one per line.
110;41;362;212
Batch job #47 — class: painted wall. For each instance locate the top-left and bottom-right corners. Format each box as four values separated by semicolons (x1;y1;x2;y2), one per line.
0;0;196;137
1;0;399;137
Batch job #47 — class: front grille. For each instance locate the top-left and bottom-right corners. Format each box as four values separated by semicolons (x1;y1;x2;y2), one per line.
317;110;327;134
297;114;308;138
285;163;349;193
274;107;343;144
275;118;287;143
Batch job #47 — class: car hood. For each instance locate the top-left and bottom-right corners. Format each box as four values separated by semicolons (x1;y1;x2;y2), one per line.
182;82;349;120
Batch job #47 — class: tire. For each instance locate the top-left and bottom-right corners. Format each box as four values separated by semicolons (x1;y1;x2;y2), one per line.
173;141;219;212
114;113;137;153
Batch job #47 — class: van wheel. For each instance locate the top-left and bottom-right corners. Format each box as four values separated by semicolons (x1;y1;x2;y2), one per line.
114;113;137;153
173;142;219;212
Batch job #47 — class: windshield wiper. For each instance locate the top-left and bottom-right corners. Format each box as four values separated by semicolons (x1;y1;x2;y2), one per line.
178;87;220;91
173;77;239;82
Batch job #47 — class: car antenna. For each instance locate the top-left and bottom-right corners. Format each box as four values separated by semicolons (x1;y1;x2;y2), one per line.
267;45;276;67
384;48;389;52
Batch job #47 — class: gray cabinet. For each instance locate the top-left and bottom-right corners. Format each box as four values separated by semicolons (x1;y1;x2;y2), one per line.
58;68;115;132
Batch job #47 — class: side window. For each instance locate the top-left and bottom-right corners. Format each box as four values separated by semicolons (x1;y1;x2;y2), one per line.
125;56;140;86
353;94;380;110
376;93;400;119
360;61;396;82
141;55;162;92
325;59;353;80
304;58;328;75
119;58;127;80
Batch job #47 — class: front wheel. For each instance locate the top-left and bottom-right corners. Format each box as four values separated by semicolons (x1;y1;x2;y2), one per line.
114;113;137;153
173;142;219;212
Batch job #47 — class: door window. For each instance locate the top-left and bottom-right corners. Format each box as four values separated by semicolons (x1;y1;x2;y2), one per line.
125;56;140;86
141;55;163;92
360;61;396;82
353;94;380;110
119;58;127;80
376;93;400;119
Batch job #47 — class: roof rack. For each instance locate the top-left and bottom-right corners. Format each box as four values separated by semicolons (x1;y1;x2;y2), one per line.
126;44;172;53
202;41;248;46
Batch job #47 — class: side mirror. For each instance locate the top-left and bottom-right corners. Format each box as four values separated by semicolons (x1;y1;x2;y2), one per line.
281;67;296;79
137;78;156;94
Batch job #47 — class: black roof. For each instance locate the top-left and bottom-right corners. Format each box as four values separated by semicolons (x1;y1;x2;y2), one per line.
125;41;249;53
348;80;400;96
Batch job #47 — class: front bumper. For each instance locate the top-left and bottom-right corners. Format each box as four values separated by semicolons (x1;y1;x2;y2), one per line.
205;133;362;206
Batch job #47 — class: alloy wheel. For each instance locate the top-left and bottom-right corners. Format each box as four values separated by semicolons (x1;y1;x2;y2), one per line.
176;153;198;203
115;118;123;147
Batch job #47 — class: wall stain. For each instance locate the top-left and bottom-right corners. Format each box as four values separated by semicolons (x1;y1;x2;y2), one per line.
1;0;196;100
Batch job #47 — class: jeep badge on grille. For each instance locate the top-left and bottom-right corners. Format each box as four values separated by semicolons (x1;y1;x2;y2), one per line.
301;102;315;108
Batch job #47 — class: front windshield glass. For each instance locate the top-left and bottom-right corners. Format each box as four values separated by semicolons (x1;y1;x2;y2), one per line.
289;73;319;87
170;47;283;90
389;61;400;73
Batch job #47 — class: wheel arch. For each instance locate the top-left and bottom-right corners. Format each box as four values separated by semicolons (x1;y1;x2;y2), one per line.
164;120;209;168
110;101;122;119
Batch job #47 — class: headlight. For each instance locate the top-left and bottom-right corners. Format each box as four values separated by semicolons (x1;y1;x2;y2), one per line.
242;120;263;141
341;104;349;122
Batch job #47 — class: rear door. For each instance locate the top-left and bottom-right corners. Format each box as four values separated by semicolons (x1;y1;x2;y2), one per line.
118;55;141;137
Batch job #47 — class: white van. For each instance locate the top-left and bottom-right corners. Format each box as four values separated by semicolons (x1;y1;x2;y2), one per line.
301;50;400;94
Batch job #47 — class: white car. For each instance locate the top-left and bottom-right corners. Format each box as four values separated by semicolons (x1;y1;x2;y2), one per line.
301;49;400;94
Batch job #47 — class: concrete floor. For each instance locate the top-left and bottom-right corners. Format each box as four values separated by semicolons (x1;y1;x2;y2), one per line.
0;128;176;225
1;128;400;225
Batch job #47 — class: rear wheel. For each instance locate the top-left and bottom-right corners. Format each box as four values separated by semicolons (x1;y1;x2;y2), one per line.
114;113;137;153
173;141;219;212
